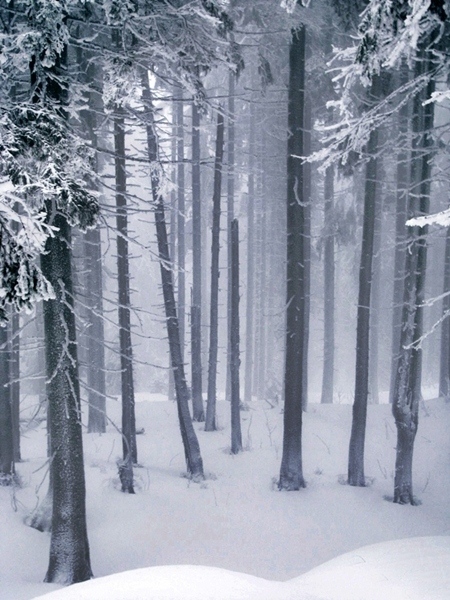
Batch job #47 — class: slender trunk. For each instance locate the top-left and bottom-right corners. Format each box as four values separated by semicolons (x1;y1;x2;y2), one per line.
348;75;380;487
321;163;335;404
42;208;92;583
114;108;135;492
389;65;409;405
369;185;383;405
176;86;186;359
256;158;267;403
392;56;434;505
226;71;235;404
11;310;20;461
205;112;225;432
230;219;242;454
278;26;307;491
302;87;312;411
0;325;13;482
439;228;450;399
168;97;177;402
191;101;204;420
244;99;256;405
141;71;204;479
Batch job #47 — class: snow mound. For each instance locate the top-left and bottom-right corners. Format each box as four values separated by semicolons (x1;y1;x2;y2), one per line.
32;537;450;600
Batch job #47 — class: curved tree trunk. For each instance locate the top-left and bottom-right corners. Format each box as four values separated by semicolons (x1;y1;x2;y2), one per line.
141;71;204;479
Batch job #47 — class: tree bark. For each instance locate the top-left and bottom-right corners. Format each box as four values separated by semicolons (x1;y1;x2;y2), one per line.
392;56;434;505
42;208;92;583
176;86;186;360
141;71;204;479
278;26;307;491
10;311;20;462
0;325;14;482
205;112;225;432
439;228;450;399
191;101;204;420
348;75;381;487
114;108;136;492
230;219;242;454
369;184;383;405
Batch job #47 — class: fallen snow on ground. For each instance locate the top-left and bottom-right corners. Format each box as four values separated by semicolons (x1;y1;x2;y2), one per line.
1;397;449;600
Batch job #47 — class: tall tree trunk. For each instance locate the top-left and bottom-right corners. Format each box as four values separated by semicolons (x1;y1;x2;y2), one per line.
114;107;136;492
226;71;236;404
244;98;256;405
321;163;335;404
168;97;177;403
11;308;20;462
42;208;92;583
302;86;312;411
176;86;186;360
230;219;242;454
389;65;409;405
205;112;225;432
439;228;450;399
141;71;204;479
392;58;434;504
0;325;13;482
369;185;383;405
278;26;307;491
191;101;204;420
256;154;267;403
348;75;381;487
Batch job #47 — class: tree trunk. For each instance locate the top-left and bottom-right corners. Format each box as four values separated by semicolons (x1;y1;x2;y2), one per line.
11;310;20;462
321;163;335;404
141;71;204;479
230;219;242;454
176;86;186;360
205;112;225;432
42;208;92;584
191;101;204;420
226;71;235;404
392;56;434;505
168;97;177;403
389;65;409;405
348;75;380;487
114;108;136;492
244;98;256;405
0;325;13;482
302;86;312;411
439;228;450;399
278;26;307;491
369;184;383;405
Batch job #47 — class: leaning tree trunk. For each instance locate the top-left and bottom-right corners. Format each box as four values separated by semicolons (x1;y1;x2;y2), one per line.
141;71;204;479
0;325;13;483
205;112;225;432
42;208;92;584
191;101;205;420
392;57;434;505
230;219;242;454
348;75;381;487
278;26;307;491
114;106;136;493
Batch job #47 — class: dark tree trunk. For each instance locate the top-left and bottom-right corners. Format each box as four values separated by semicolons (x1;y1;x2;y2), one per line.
389;65;409;405
244;98;256;405
141;71;204;479
11;311;20;462
392;56;434;505
226;71;235;404
0;325;13;482
168;97;177;403
191;101;204;420
205;112;225;432
369;184;383;405
439;228;450;399
230;219;242;454
278;26;307;491
114;108;136;492
42;209;92;584
321;163;335;404
348;75;381;487
302;87;312;411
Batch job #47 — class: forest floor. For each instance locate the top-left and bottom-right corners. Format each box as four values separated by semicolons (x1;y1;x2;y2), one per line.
1;393;449;599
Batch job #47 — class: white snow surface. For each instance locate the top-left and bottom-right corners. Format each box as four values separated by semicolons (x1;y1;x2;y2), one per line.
1;396;450;600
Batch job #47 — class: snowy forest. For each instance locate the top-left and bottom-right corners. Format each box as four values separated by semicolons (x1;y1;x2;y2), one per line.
0;0;450;599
